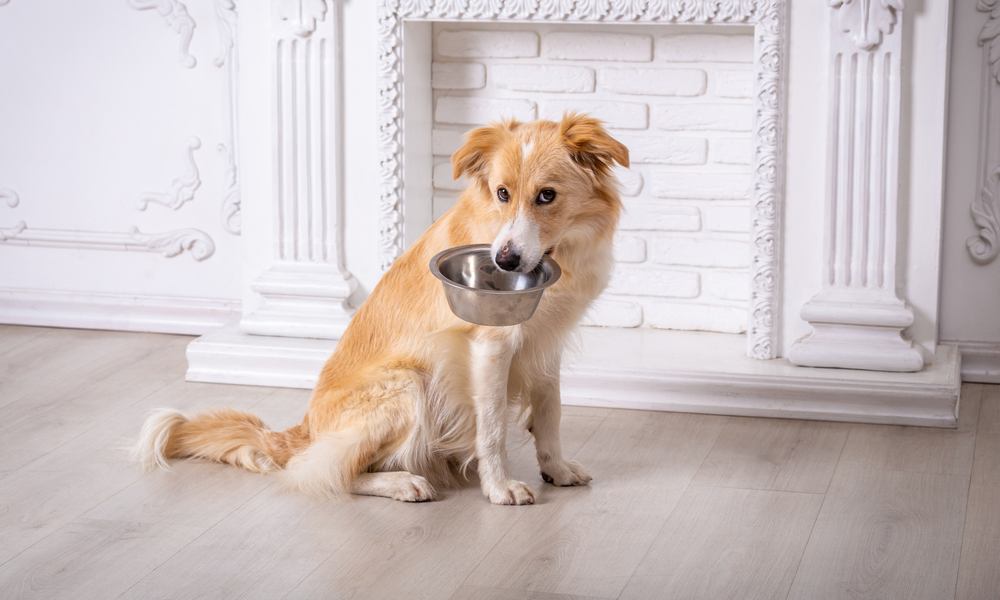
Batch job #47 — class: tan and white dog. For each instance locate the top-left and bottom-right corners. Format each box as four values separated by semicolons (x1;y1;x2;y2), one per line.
134;114;628;505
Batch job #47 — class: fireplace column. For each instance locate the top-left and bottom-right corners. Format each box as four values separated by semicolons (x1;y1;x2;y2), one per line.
239;0;357;339
788;0;923;372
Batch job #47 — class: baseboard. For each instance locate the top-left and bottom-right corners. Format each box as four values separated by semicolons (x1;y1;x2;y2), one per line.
946;340;1000;384
188;326;962;428
0;287;240;335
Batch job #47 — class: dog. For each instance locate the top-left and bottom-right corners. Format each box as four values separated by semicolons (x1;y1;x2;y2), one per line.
134;113;628;505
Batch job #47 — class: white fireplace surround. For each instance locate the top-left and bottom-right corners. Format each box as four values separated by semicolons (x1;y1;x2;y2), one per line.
171;0;961;427
376;0;785;361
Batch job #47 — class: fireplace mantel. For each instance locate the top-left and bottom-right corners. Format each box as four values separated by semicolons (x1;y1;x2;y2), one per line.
185;0;961;427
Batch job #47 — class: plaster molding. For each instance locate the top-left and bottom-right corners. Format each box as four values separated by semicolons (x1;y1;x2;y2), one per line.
128;0;198;68
0;220;215;261
275;0;328;37
979;0;1000;82
376;0;787;360
187;326;961;428
828;0;903;50
0;287;239;336
215;0;241;235
968;0;1000;264
789;0;921;372
136;137;202;211
0;188;18;208
237;0;357;339
213;0;237;67
968;166;1000;264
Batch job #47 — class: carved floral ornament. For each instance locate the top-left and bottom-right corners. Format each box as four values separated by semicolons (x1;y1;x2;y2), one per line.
276;0;329;36
827;0;902;50
966;1;1000;265
376;0;787;359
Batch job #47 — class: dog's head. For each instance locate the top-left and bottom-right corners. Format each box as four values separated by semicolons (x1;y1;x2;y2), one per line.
451;113;629;273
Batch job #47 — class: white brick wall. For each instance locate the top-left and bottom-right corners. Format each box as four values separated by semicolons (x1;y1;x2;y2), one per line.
431;23;753;334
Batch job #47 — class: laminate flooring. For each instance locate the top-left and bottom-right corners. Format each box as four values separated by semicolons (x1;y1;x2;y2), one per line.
0;325;996;600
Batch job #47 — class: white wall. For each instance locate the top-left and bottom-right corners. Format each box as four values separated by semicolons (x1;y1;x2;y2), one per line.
0;0;241;333
428;22;754;334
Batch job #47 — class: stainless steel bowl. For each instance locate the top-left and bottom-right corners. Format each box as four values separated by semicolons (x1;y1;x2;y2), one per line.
430;244;562;326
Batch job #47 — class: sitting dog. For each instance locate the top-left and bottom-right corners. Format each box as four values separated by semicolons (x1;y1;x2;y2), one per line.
134;114;628;505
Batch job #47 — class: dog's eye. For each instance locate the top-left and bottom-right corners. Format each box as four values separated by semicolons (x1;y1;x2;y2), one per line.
497;187;510;203
536;188;557;204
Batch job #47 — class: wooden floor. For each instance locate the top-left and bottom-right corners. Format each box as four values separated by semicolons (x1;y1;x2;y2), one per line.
0;325;998;600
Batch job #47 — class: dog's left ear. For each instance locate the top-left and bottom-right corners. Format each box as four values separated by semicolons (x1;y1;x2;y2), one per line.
559;113;629;177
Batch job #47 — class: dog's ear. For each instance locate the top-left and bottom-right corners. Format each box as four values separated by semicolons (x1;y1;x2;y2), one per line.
451;120;518;181
559;113;629;177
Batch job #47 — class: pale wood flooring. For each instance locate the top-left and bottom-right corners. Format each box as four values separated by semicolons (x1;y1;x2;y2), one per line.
0;325;998;600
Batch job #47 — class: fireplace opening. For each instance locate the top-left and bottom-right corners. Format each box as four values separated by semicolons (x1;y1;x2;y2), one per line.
416;21;755;336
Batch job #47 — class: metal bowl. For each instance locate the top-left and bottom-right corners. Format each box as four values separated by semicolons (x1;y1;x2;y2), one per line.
430;244;562;326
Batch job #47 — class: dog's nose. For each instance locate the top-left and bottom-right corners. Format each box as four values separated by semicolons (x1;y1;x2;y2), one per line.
495;242;521;271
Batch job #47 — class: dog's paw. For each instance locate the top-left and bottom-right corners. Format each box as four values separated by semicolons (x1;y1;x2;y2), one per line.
391;474;438;502
484;479;536;505
540;460;592;487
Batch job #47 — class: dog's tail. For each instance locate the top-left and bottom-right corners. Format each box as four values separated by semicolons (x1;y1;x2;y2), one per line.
132;408;310;473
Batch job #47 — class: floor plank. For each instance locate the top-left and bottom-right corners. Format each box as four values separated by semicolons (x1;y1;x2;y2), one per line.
787;425;973;600
277;409;610;600
957;385;1000;600
620;487;823;600
461;410;725;599
0;326;995;600
451;586;605;600
692;417;849;493
0;377;279;571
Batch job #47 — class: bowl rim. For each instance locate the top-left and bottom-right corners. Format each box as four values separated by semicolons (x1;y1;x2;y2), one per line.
429;243;562;296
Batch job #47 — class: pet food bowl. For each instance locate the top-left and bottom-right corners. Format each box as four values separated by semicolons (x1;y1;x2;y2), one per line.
430;244;561;326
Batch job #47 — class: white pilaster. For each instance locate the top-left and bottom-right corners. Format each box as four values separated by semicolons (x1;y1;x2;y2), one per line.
788;0;923;372
240;0;357;339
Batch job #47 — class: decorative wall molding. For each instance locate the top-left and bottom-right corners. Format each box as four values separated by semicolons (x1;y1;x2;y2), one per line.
219;142;241;234
789;0;922;372
136;137;202;211
0;188;18;208
213;0;237;67
979;0;1000;82
215;0;242;235
375;0;787;360
968;0;1000;264
969;166;1000;263
828;0;902;50
0;220;215;261
275;0;328;37
948;340;1000;384
0;287;239;336
128;0;198;68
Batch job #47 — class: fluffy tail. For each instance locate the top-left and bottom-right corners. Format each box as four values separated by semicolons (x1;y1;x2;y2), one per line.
132;408;309;474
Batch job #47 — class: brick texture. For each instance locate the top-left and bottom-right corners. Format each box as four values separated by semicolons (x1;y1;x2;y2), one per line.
656;34;754;63
492;64;595;93
438;30;539;58
653;104;753;131
545;32;653;62
599;68;706;96
432;62;486;90
431;23;755;334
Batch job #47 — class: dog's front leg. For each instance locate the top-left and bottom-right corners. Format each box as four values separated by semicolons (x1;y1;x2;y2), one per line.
471;333;535;505
530;369;593;487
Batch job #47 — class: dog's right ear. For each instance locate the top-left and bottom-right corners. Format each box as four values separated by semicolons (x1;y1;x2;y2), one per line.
451;121;516;181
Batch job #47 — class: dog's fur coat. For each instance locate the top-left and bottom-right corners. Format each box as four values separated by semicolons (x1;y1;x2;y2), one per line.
134;114;628;504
